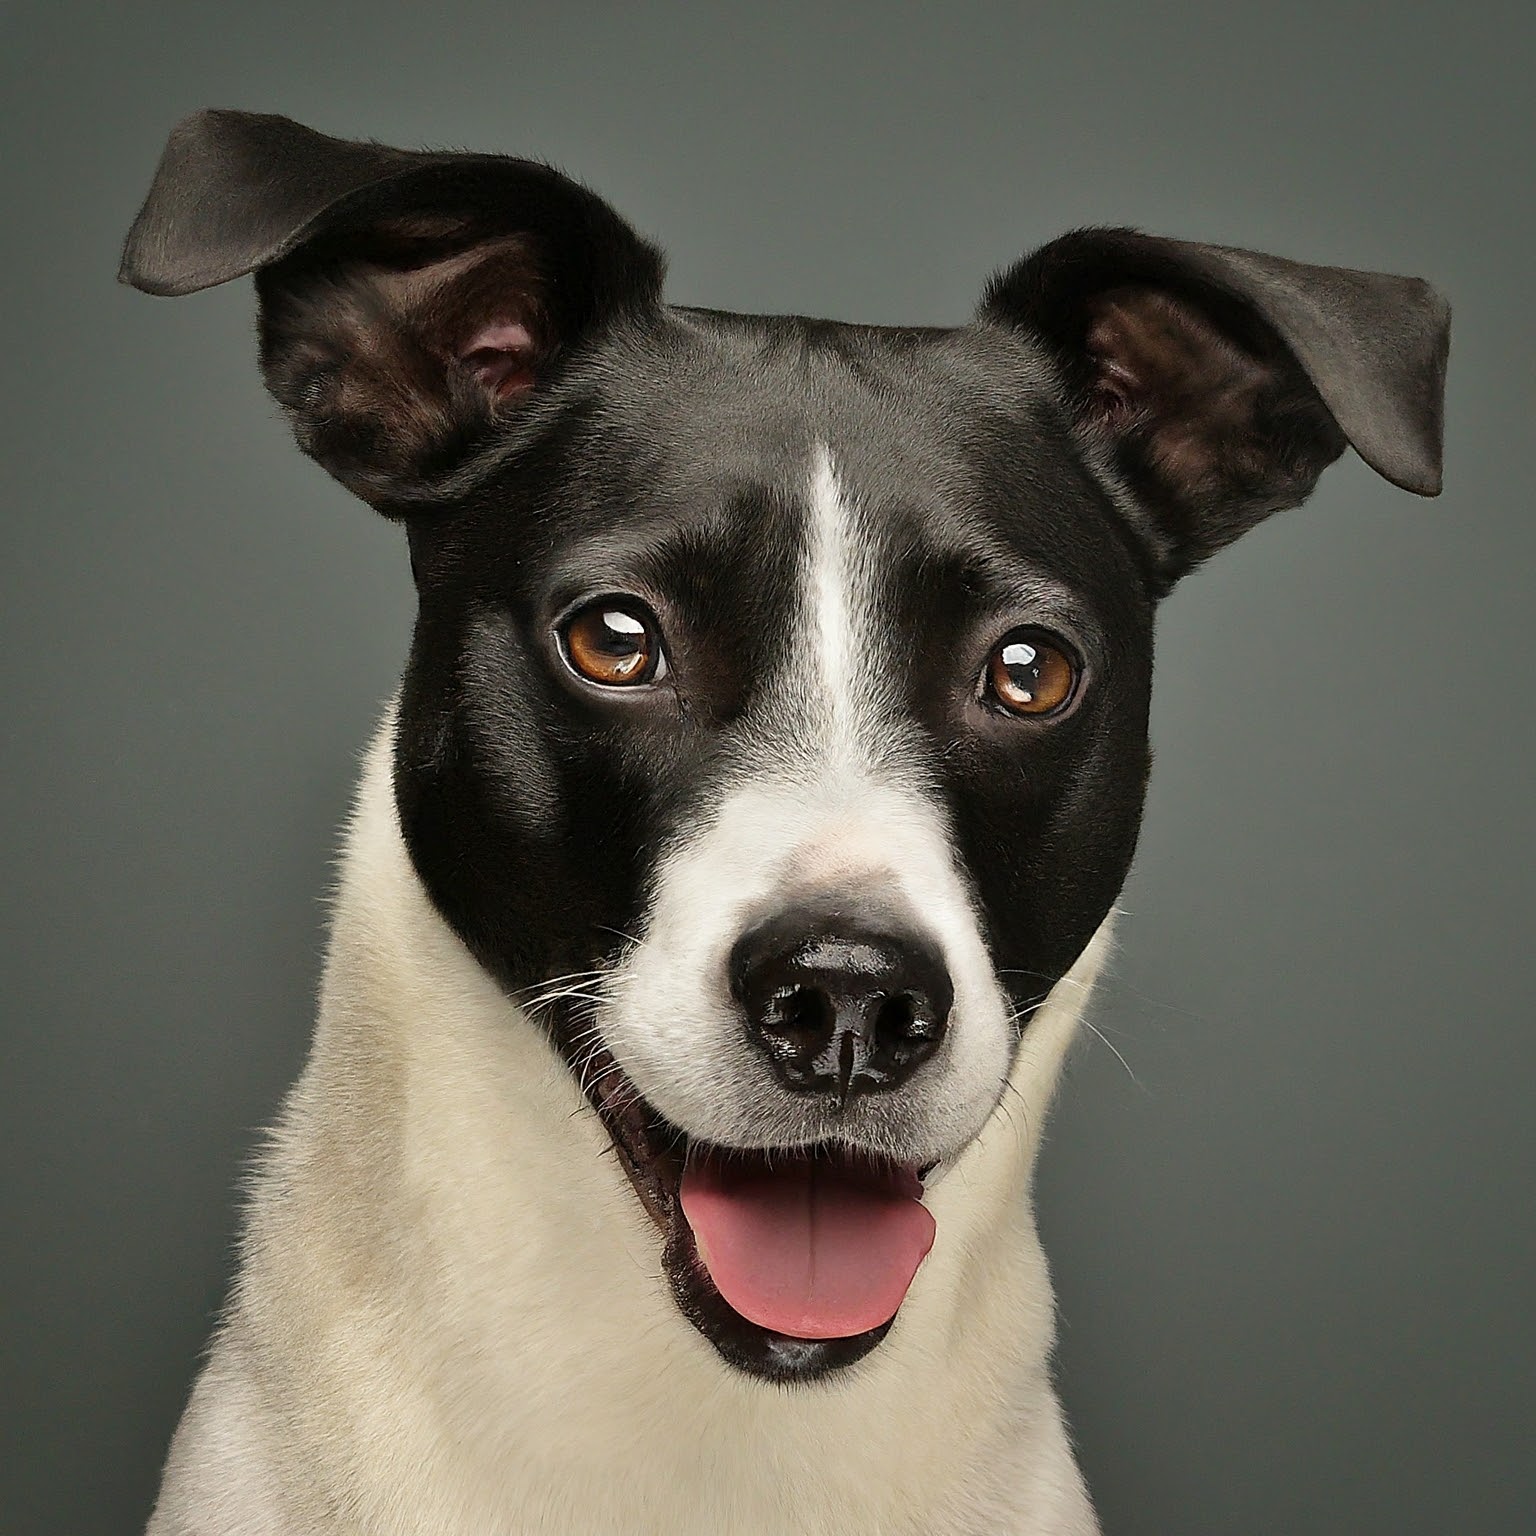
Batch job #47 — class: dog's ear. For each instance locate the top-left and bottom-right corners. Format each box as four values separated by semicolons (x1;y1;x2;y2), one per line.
120;110;665;514
981;228;1449;588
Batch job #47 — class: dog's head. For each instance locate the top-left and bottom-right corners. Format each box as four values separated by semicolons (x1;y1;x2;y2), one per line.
123;111;1448;1380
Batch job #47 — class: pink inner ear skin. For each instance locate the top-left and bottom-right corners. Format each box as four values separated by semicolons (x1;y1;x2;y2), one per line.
459;319;538;400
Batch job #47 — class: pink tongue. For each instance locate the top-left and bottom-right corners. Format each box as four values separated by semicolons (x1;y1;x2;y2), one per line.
679;1158;936;1340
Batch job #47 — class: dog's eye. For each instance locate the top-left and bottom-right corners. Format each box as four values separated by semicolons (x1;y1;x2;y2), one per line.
560;599;666;687
984;630;1078;717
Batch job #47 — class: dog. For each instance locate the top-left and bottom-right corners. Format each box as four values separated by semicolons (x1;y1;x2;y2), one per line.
121;110;1449;1535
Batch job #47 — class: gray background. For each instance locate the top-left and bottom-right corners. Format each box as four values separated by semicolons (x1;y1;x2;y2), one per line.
3;3;1531;1532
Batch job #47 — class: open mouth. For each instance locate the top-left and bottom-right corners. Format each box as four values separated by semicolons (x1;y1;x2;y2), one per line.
577;1035;936;1381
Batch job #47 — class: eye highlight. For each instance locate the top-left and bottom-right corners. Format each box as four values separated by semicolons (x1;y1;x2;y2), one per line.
984;629;1079;717
559;599;666;688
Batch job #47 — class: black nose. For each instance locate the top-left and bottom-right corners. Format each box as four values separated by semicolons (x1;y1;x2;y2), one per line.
729;906;953;1106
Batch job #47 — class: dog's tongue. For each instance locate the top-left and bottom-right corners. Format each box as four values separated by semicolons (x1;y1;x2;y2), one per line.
679;1155;935;1340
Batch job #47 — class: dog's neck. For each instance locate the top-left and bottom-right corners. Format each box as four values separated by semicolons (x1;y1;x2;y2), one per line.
165;717;1107;1535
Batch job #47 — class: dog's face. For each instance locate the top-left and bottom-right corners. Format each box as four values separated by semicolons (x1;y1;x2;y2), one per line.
393;326;1157;1372
124;111;1448;1381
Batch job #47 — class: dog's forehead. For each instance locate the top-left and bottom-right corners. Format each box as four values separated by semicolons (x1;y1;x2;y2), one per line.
523;307;1143;611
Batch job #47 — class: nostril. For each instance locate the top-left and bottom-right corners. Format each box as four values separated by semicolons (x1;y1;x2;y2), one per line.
770;985;835;1053
874;992;919;1045
872;991;945;1076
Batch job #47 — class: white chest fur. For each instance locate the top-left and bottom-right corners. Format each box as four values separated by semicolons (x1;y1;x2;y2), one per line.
148;718;1109;1536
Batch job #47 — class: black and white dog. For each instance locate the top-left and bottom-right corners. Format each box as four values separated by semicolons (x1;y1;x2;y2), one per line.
123;111;1448;1535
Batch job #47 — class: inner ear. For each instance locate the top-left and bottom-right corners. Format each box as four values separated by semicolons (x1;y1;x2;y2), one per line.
402;233;552;404
460;319;541;400
258;230;556;503
1073;283;1347;565
1084;287;1281;493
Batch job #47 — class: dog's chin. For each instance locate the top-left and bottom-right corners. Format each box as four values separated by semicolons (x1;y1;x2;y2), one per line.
577;1037;934;1383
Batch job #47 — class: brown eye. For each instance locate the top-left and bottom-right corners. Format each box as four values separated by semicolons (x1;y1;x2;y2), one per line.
560;600;666;687
985;630;1078;717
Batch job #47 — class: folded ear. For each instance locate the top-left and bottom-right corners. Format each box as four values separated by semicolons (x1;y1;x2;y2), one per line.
120;110;665;513
981;229;1450;587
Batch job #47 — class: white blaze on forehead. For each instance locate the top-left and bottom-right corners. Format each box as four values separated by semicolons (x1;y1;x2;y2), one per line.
789;443;911;773
803;444;864;736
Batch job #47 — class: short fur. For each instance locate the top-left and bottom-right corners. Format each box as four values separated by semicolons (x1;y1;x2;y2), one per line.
122;111;1449;1534
151;727;1108;1535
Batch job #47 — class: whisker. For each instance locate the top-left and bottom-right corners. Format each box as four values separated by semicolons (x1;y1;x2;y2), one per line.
509;968;607;1001
997;963;1213;1027
520;984;612;1014
1078;1016;1141;1088
1005;999;1050;1032
561;1019;610;1053
595;924;644;949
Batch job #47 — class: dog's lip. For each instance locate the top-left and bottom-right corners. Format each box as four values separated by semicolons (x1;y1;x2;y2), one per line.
571;1033;936;1376
582;1042;678;1226
581;1039;937;1223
